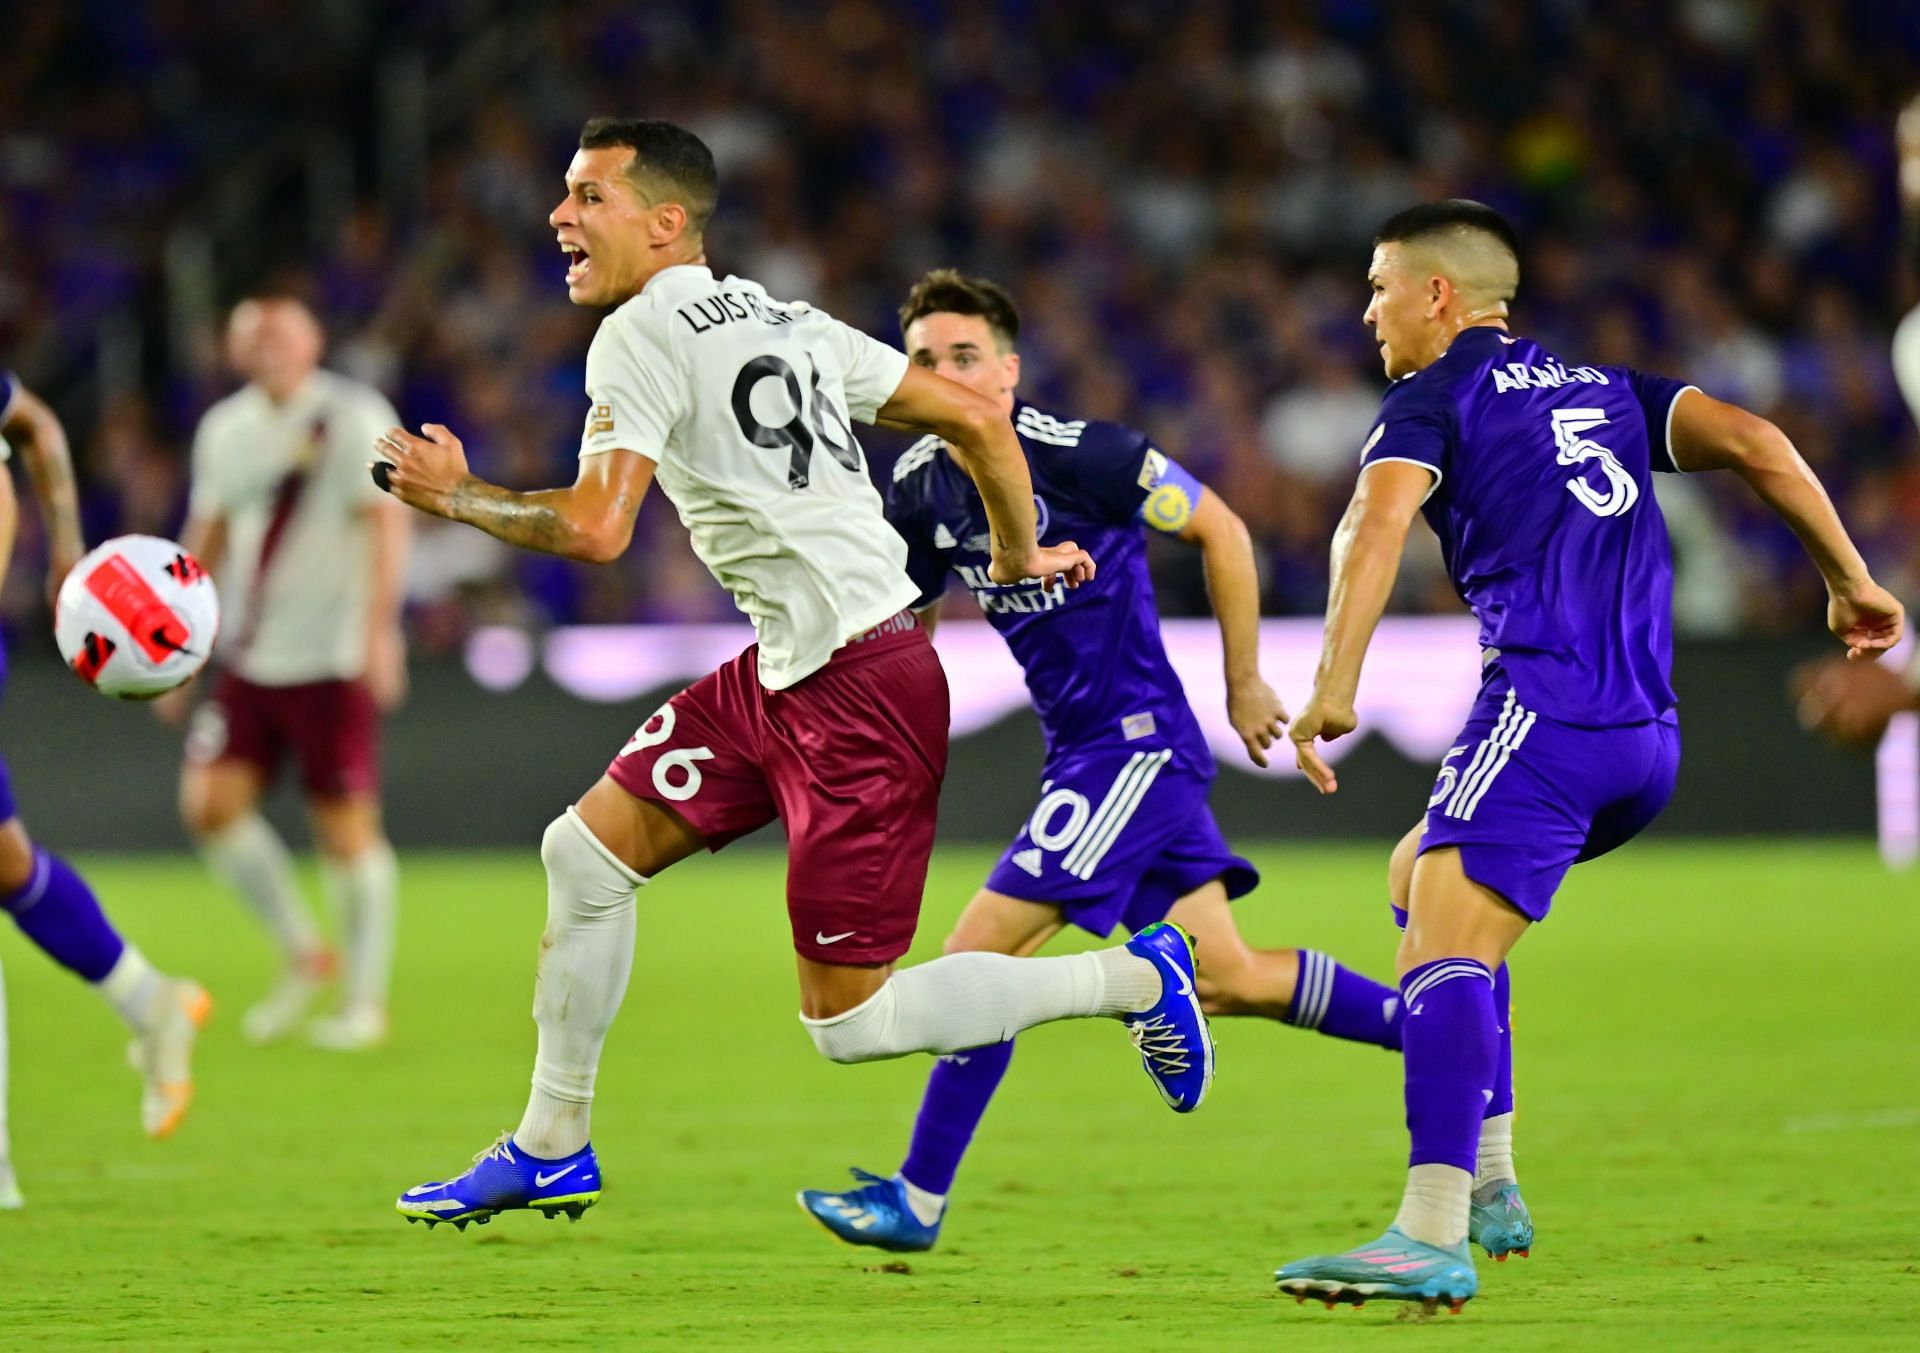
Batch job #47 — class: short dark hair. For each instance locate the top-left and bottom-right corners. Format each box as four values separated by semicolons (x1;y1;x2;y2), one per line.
1374;199;1521;265
578;117;718;235
898;269;1021;351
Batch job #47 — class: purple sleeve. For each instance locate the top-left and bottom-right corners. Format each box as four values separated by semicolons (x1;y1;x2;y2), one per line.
0;371;18;424
1066;420;1157;524
1358;378;1453;490
884;469;952;610
1625;370;1698;473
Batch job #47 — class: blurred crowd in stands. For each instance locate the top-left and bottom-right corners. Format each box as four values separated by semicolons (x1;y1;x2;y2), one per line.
3;0;1918;652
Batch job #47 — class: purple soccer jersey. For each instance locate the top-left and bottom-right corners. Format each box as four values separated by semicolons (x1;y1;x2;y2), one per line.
885;400;1254;931
886;400;1214;767
1361;327;1693;727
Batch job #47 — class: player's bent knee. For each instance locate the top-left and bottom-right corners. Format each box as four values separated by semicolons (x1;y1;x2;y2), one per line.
800;980;899;1064
540;808;644;918
180;770;250;840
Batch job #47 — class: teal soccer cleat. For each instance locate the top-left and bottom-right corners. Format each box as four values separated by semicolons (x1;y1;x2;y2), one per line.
396;1133;600;1229
797;1168;942;1252
1276;1227;1478;1312
1470;1182;1534;1260
1121;922;1214;1112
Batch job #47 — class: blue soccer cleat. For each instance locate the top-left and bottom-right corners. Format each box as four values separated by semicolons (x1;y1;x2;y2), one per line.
1470;1182;1534;1261
1120;922;1213;1112
797;1167;942;1253
1276;1227;1478;1312
395;1133;600;1230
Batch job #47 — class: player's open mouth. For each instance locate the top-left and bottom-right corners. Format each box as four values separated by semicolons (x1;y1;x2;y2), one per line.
563;242;591;285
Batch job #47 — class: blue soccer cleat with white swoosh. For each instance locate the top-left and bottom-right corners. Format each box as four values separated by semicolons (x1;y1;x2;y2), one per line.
395;1133;600;1229
1120;921;1213;1112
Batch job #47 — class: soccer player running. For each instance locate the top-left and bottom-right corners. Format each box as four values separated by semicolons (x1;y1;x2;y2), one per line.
1277;201;1904;1312
0;372;210;1191
799;270;1407;1251
165;297;410;1050
375;119;1214;1230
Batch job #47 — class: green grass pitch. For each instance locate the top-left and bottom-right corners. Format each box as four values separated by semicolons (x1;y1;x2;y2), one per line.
0;842;1914;1349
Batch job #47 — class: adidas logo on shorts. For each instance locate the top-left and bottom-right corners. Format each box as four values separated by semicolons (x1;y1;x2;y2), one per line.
1012;848;1044;877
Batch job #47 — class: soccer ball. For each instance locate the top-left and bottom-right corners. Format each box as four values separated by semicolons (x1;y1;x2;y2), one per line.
54;535;220;698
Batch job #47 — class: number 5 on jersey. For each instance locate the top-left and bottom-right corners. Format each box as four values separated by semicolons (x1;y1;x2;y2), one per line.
618;704;715;801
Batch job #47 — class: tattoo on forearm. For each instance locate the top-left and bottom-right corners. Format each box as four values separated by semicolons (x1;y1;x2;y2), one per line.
448;479;585;557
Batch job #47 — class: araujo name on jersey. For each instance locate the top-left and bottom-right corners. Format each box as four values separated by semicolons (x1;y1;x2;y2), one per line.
1489;360;1610;393
955;562;1068;615
677;289;798;335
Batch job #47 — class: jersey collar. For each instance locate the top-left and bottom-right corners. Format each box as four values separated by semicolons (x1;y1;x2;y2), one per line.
640;263;715;300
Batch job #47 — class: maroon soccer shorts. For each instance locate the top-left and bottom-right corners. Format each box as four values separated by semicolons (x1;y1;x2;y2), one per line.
187;670;381;798
606;615;950;966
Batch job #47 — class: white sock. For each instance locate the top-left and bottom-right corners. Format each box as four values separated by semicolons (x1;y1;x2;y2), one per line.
200;815;322;962
1392;1162;1472;1248
321;843;398;1013
98;944;165;1036
1094;945;1162;1013
513;809;642;1159
800;944;1161;1063
1474;1111;1516;1195
900;1176;946;1227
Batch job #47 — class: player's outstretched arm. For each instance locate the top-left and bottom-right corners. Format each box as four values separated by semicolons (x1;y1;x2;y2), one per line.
374;423;653;564
1;383;86;601
1291;460;1430;794
364;495;411;710
1668;390;1904;660
875;365;1093;588
1178;487;1287;766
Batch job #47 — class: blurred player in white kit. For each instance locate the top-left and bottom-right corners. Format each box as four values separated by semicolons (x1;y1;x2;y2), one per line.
167;297;411;1049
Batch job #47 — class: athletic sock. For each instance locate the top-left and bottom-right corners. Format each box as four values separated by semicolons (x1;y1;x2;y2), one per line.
2;849;127;983
899;1040;1015;1198
200;814;322;962
1474;1113;1516;1198
514;810;642;1160
1487;961;1514;1118
900;1175;947;1227
1394;956;1497;1248
1094;945;1161;1013
800;944;1160;1062
1284;949;1404;1050
1475;961;1517;1191
321;843;397;1013
98;945;167;1035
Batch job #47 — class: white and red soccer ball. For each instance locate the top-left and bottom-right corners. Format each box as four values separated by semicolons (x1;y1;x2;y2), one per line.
54;535;220;698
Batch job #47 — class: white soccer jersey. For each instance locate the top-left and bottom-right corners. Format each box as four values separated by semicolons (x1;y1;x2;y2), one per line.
580;264;918;689
189;368;398;685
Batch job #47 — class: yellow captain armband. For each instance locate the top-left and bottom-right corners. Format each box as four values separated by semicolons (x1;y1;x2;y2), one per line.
1135;447;1203;534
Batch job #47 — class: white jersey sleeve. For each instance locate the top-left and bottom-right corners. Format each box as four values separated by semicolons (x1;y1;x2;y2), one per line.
577;266;919;688
579;319;685;463
187;403;235;519
818;316;910;424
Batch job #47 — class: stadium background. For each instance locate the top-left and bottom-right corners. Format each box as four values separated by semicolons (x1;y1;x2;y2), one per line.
1;0;1912;846
3;4;1918;1349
